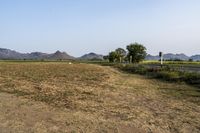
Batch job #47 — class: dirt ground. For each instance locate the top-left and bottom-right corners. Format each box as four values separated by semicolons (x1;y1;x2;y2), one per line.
0;63;200;133
0;92;146;133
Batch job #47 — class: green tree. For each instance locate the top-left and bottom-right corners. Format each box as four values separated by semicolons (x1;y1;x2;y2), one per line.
126;42;147;63
103;55;109;61
115;48;126;62
188;58;193;62
108;51;118;62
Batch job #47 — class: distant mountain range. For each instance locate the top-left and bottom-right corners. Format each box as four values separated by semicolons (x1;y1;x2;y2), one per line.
0;48;103;60
0;48;74;60
0;48;199;61
146;53;200;61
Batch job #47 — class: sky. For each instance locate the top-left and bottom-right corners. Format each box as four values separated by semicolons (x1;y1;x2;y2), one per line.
0;0;200;57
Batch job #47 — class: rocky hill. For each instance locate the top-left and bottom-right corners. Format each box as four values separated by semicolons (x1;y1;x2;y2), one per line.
190;55;200;61
145;53;200;61
0;48;75;60
79;52;103;60
48;51;75;60
0;48;25;59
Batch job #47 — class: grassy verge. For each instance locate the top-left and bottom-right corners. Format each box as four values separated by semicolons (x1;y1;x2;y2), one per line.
91;62;200;88
141;60;200;65
123;64;200;88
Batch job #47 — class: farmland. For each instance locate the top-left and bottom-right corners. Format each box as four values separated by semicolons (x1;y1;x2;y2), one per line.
0;62;200;133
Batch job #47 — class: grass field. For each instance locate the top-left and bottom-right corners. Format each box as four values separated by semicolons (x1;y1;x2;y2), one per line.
0;62;200;133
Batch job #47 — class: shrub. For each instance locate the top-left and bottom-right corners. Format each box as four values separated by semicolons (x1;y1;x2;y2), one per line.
134;65;148;74
155;71;180;81
181;72;200;84
119;64;148;74
108;63;200;88
147;67;161;73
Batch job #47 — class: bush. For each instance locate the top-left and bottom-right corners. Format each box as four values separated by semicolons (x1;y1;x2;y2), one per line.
119;64;148;74
147;67;161;73
135;65;148;74
155;71;180;81
102;63;200;88
181;72;200;84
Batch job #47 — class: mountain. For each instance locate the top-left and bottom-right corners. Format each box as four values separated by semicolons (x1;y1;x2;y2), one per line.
163;53;189;60
27;52;48;59
1;48;199;61
0;48;26;59
79;52;104;60
145;54;159;60
48;51;75;60
0;48;75;60
146;53;190;61
190;55;200;61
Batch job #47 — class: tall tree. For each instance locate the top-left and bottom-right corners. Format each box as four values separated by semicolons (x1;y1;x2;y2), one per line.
108;51;118;62
126;42;147;63
103;55;109;61
115;48;126;62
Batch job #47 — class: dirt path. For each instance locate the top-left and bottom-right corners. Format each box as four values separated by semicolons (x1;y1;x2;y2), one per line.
0;63;200;133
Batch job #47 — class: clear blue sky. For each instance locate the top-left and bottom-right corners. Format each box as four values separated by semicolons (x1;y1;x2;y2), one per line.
0;0;200;56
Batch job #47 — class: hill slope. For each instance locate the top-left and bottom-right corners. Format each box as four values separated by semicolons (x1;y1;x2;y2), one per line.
0;48;25;59
48;51;75;60
190;55;200;61
145;53;195;60
0;48;75;60
79;52;103;60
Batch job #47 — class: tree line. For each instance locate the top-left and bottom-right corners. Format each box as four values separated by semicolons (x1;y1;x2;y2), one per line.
104;42;147;63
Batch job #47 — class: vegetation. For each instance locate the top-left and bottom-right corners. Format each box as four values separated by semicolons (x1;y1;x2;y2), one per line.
108;48;126;63
107;42;147;63
141;60;200;64
126;43;147;63
108;51;118;62
115;48;126;62
112;64;200;88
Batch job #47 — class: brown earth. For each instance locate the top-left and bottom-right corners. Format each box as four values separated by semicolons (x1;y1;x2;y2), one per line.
0;62;200;133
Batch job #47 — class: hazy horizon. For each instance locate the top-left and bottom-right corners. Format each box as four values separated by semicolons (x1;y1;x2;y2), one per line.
0;0;200;56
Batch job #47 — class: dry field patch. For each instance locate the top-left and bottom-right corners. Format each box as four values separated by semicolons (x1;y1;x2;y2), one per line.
0;62;200;133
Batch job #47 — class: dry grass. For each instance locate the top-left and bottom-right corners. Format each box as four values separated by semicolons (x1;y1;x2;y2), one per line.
0;62;200;133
